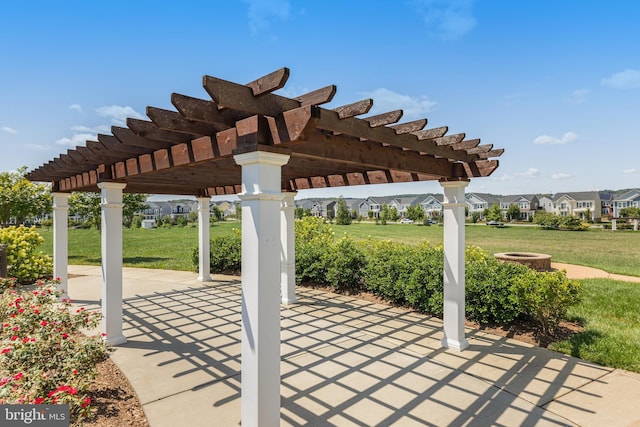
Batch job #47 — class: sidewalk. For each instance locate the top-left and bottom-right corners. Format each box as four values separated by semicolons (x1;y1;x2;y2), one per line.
67;265;640;426
552;262;640;283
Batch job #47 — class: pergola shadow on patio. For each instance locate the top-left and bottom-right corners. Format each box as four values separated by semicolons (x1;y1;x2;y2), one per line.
67;266;611;426
28;68;504;426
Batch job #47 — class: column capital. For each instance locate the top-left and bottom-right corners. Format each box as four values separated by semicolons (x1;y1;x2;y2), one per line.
233;150;290;167
97;182;127;190
51;192;71;199
439;179;470;189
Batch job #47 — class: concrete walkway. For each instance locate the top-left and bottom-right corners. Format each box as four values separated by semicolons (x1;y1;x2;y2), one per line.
67;265;640;427
552;262;640;283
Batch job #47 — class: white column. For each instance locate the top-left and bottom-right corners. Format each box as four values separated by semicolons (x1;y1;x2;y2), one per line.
634;219;638;231
281;192;297;304
612;219;617;231
440;180;469;351
98;182;127;346
234;151;289;427
197;196;212;282
52;193;70;299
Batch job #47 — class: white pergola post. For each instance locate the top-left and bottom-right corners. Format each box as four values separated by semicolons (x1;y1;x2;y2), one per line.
634;219;638;231
234;151;289;427
197;196;212;282
440;180;469;352
52;192;70;299
280;192;297;304
98;182;127;346
612;219;617;231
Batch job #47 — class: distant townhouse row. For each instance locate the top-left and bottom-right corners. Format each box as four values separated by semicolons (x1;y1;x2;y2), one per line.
140;200;238;221
295;189;640;222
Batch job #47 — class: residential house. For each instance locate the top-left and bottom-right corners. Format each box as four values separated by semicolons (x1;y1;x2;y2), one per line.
500;194;539;221
420;194;444;218
358;197;392;219
389;196;421;218
552;192;601;221
599;192;614;218
465;193;501;218
538;195;554;213
142;201;172;221
612;189;640;217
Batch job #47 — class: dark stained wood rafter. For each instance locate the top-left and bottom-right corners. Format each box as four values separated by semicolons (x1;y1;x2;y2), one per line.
332;99;373;119
389;119;428;134
126;119;194;143
146;107;224;135
26;67;503;194
111;127;174;149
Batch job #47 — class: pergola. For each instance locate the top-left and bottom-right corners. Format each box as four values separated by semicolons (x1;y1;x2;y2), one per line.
27;68;503;427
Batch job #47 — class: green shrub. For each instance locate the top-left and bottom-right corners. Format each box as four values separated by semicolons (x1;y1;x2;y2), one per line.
362;240;414;304
325;236;366;291
560;216;588;231
191;228;242;274
295;217;334;285
513;270;582;333
465;247;529;324
0;226;53;284
130;215;143;229
0;280;110;423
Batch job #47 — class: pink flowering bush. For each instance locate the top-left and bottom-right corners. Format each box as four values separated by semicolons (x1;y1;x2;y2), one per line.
0;279;110;423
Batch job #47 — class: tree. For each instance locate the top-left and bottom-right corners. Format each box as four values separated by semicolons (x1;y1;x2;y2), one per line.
122;194;148;227
506;204;521;221
0;167;51;226
69;192;149;229
620;207;640;218
211;205;224;221
485;204;503;222
379;204;391;225
406;205;425;222
335;197;352;225
533;211;560;229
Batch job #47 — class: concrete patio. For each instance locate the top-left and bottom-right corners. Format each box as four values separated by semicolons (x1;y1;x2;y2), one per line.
68;265;640;427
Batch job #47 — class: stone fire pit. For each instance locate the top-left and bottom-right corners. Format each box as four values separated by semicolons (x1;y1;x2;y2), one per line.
494;252;552;271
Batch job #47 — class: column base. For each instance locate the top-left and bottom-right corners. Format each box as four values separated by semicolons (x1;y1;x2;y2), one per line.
106;334;127;346
197;275;212;282
441;337;469;352
281;296;298;305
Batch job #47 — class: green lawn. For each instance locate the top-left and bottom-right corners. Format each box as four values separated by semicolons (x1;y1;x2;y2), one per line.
38;221;242;272
550;278;640;372
333;222;640;277
38;221;640;276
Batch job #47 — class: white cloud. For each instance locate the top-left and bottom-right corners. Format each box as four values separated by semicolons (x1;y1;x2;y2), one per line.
514;167;540;178
360;88;436;120
533;131;577;145
1;126;17;134
55;133;95;147
71;125;110;133
242;0;290;33
69;104;84;113
624;168;638;174
492;173;513;181
96;105;144;125
566;88;590;104
414;0;477;41
551;173;572;180
601;69;640;90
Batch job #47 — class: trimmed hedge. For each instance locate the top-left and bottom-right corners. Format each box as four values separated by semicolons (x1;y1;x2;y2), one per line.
196;217;582;330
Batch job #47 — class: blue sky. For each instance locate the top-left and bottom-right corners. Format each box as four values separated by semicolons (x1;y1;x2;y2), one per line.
1;1;639;199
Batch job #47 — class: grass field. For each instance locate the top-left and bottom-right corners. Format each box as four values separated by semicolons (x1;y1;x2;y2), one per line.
37;221;640;276
550;278;640;372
